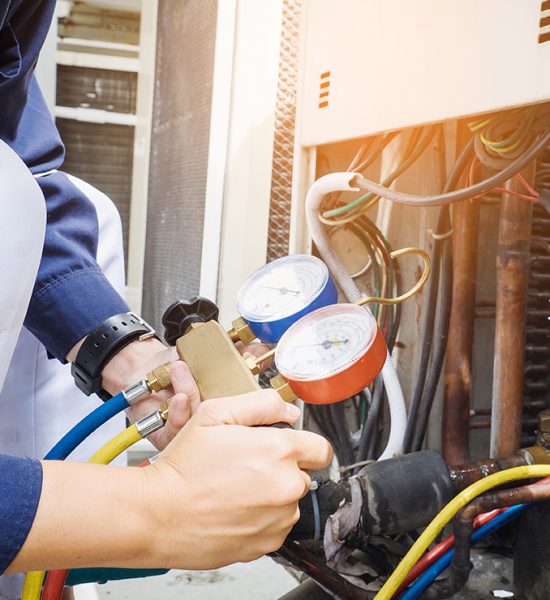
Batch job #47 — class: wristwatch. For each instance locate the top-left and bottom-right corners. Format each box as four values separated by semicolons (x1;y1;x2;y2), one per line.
71;312;158;400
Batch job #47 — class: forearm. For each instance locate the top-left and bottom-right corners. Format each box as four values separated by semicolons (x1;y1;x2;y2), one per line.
7;462;152;573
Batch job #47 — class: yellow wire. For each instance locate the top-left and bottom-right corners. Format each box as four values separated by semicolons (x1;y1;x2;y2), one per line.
22;424;143;600
357;247;431;307
375;464;550;600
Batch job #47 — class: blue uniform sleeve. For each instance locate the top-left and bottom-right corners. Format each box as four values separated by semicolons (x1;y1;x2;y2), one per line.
0;1;131;361
0;454;43;574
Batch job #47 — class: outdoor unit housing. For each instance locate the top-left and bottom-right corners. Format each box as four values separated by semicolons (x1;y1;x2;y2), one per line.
297;0;550;146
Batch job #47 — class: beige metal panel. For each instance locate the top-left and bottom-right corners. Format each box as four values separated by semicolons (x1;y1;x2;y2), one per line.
299;0;550;146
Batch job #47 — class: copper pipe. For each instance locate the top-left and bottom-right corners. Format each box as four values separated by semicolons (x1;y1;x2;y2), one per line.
448;452;532;492
491;166;536;458
442;199;480;464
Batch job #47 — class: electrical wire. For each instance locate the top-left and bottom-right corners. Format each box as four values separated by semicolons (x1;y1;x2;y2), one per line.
398;504;525;600
322;126;436;222
402;135;475;453
330;129;550;212
374;465;550;600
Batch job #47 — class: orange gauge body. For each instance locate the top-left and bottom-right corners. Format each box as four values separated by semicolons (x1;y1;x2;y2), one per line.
275;304;387;404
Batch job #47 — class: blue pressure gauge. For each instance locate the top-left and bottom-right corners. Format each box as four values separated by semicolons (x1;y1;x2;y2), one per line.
236;254;338;343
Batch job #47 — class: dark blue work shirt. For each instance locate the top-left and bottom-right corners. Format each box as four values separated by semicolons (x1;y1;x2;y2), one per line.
0;0;129;572
1;0;129;360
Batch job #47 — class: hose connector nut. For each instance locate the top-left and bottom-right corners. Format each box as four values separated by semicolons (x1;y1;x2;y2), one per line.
146;363;172;393
122;379;151;405
136;411;165;438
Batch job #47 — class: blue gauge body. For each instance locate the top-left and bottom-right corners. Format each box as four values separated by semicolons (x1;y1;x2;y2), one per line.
245;274;337;343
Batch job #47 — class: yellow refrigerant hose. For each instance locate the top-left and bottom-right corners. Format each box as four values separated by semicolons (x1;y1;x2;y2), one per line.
21;423;144;600
375;464;550;599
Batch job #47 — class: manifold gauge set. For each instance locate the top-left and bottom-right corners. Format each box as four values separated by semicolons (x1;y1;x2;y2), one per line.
236;255;387;405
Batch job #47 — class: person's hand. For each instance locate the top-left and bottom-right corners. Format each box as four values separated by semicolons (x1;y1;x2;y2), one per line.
100;338;201;450
143;390;333;569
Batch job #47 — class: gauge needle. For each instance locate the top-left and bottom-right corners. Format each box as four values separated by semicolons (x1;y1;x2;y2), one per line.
259;285;300;295
293;338;349;350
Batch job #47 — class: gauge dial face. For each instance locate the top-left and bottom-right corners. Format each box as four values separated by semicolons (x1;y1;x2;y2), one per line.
275;304;378;381
237;255;330;322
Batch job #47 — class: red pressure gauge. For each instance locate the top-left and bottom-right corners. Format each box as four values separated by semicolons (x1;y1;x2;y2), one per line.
274;304;387;404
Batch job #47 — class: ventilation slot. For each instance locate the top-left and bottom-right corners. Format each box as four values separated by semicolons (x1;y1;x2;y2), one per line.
319;71;330;108
539;1;550;44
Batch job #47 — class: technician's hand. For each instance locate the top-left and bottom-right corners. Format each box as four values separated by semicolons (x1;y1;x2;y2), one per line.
100;337;201;449
144;390;333;569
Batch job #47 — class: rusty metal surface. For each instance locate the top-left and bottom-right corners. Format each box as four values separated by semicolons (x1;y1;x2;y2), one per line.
449;453;530;492
491;166;536;458
443;199;480;464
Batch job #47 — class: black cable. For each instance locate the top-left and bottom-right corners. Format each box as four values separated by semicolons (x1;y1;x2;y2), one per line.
403;133;475;453
329;403;355;469
355;374;384;468
410;227;453;452
352;128;550;207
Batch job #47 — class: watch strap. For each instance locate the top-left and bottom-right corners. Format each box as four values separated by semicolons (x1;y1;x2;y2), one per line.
71;312;157;400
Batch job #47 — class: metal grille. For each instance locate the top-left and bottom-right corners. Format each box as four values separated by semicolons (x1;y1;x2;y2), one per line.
142;0;218;331
524;147;550;444
266;0;302;262
56;118;134;268
56;65;137;113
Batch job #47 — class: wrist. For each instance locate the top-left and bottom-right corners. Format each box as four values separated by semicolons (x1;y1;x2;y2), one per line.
69;312;160;399
139;460;192;568
101;337;171;396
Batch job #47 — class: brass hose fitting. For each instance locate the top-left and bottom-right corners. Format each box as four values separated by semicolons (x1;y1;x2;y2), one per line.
146;362;172;392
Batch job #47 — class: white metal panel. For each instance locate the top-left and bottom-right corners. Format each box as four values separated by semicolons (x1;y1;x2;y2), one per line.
215;0;284;327
299;0;550;146
126;0;157;313
199;0;238;303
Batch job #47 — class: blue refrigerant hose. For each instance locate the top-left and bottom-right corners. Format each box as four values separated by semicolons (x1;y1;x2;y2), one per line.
43;392;129;460
399;504;528;600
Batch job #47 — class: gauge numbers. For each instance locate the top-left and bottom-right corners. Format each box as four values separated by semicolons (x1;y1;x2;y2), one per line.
276;304;377;381
237;255;329;322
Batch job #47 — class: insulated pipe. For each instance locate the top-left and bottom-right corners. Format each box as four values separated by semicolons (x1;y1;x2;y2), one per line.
491;166;536;458
305;173;407;459
442;199;480;464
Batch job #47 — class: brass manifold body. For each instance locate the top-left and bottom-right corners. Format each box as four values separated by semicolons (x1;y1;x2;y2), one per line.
173;318;294;402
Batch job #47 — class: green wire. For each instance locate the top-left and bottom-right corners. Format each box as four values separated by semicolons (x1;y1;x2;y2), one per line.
323;126;436;219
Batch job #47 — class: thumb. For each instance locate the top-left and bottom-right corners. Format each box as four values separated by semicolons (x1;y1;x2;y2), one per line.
170;361;201;412
195;389;301;428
